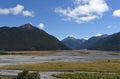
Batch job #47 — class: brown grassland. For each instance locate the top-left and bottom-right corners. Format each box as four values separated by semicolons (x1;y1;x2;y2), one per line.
0;76;12;79
0;50;56;55
1;59;120;73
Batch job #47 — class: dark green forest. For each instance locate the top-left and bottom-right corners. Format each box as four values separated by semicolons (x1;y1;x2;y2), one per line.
0;24;68;51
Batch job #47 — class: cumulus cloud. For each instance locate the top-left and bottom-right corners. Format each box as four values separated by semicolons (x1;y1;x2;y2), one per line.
37;23;45;29
55;0;109;24
10;4;24;15
23;10;34;17
0;9;10;15
113;9;120;17
0;4;34;17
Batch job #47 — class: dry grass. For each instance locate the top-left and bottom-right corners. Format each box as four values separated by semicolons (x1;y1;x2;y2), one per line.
1;59;120;72
52;73;120;79
78;50;90;55
0;76;12;79
0;50;56;55
109;53;120;56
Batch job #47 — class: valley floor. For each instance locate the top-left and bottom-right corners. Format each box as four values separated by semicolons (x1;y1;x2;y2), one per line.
0;50;120;66
0;50;120;79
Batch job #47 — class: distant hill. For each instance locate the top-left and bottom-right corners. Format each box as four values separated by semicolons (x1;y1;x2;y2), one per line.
62;36;86;49
89;32;120;51
0;24;69;50
62;32;120;51
80;34;108;49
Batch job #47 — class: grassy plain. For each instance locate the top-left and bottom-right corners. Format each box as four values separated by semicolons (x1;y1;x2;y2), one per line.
0;76;12;79
0;50;56;55
52;73;120;79
1;59;120;73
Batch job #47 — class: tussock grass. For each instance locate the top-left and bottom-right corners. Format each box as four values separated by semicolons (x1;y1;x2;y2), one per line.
0;76;12;79
0;50;56;55
1;59;120;72
52;73;120;79
78;50;90;55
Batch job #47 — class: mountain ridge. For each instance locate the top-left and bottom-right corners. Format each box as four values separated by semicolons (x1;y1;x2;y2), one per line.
80;34;108;49
89;32;120;50
61;33;120;51
62;36;86;49
0;24;69;51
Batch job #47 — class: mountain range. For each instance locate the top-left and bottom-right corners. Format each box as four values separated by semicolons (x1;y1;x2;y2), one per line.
62;33;120;51
79;34;108;49
0;24;68;51
62;36;86;49
89;32;120;50
0;23;120;51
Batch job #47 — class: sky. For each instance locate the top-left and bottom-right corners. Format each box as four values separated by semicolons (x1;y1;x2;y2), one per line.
0;0;120;40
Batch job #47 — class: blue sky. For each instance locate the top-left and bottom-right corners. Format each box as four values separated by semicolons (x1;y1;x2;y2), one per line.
0;0;120;40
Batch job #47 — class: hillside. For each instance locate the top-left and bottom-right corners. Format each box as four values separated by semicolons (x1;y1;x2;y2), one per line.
89;32;120;51
62;36;86;49
80;34;108;49
0;24;69;50
62;32;120;51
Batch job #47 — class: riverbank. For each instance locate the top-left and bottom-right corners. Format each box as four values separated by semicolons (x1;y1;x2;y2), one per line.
1;59;120;73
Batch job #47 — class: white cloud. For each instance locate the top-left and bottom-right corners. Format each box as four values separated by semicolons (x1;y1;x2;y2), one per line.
0;4;24;15
107;25;112;29
37;23;45;29
113;9;120;17
55;0;109;24
0;4;34;17
95;34;103;37
23;10;34;17
0;9;10;15
10;4;24;15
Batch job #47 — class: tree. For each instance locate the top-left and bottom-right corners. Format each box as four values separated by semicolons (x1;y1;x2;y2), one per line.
27;72;40;79
17;70;29;79
16;70;40;79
